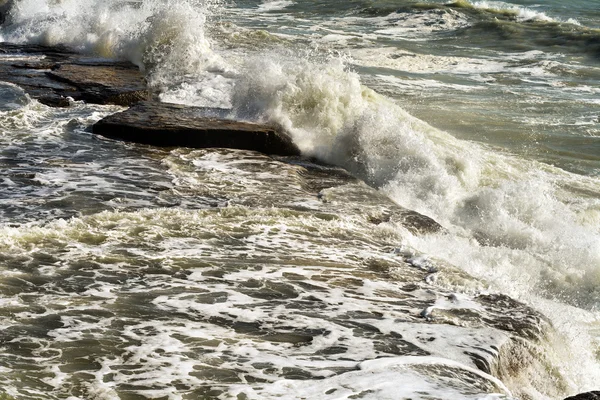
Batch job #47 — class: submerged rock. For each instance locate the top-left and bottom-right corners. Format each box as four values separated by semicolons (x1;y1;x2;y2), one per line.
0;43;149;106
92;101;301;156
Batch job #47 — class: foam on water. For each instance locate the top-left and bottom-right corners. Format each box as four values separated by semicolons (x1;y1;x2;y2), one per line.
0;0;599;397
453;0;581;25
0;152;560;399
230;356;515;400
0;97;224;224
229;50;600;390
342;7;471;40
257;0;294;12
349;47;507;77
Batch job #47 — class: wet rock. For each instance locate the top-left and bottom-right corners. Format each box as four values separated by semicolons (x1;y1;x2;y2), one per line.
295;160;359;193
46;62;149;106
92;101;301;156
315;177;444;235
565;392;600;400
477;293;550;341
369;206;444;235
0;43;149;106
394;208;444;234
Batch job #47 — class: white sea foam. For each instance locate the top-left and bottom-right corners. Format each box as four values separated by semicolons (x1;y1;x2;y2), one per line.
372;74;483;96
257;0;294;12
0;195;537;399
0;141;594;399
337;7;471;41
1;0;229;92
466;0;581;25
230;356;515;399
229;50;600;391
1;0;599;397
350;47;507;77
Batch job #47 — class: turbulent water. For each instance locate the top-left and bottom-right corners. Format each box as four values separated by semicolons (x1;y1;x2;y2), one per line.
0;0;599;399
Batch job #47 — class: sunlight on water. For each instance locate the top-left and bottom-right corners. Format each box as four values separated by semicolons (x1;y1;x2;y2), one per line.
0;0;599;398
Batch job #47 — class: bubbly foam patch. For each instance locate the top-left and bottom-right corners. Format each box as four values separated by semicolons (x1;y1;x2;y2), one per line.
374;8;471;38
330;7;472;41
467;0;580;24
230;357;515;400
0;181;551;399
350;47;507;76
1;0;599;396
228;49;600;391
257;0;295;12
0;141;567;399
0;100;227;224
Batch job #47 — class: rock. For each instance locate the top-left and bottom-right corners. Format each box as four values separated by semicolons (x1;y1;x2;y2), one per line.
46;62;149;106
565;392;600;400
0;43;149;106
92;101;301;156
391;208;444;234
367;208;444;234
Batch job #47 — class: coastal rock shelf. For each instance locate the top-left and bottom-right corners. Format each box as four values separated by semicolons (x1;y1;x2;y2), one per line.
0;42;149;106
92;101;301;156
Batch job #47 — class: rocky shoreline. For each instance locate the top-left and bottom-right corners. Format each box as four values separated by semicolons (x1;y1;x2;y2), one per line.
0;43;149;107
0;42;300;156
0;41;596;400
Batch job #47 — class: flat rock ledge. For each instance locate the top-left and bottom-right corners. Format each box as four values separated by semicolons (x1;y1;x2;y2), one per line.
0;42;149;106
93;101;301;156
0;42;299;156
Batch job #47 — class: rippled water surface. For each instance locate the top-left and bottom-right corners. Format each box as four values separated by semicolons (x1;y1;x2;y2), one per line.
0;0;599;399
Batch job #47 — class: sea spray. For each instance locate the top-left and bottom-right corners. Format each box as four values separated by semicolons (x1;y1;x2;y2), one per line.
1;0;228;90
0;0;599;396
230;48;600;391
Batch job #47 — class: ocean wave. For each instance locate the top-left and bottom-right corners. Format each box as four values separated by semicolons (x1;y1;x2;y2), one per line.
442;0;600;59
354;0;580;26
449;0;579;24
230;52;600;388
347;1;600;56
347;7;471;40
0;0;228;88
1;0;599;395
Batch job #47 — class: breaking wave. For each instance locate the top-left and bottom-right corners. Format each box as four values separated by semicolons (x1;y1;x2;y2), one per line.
0;0;599;395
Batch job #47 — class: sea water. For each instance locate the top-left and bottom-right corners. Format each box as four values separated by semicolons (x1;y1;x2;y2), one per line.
0;0;599;399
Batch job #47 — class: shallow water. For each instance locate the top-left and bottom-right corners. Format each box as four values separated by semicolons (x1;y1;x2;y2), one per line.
0;0;599;399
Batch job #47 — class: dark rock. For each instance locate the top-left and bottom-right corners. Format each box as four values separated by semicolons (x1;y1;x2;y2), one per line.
287;158;445;234
46;63;149;106
390;208;444;234
477;293;551;341
92;101;301;156
0;43;77;60
11;61;60;70
366;206;443;235
294;160;359;193
0;42;149;106
37;95;73;108
565;392;600;400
